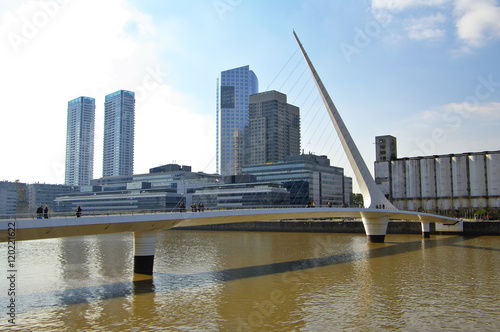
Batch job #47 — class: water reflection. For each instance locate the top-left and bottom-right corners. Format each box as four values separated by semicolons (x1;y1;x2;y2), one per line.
1;232;499;331
6;234;485;309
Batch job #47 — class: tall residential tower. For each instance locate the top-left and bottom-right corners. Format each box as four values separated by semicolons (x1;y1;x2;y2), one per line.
216;65;258;176
103;90;135;177
65;96;95;186
246;90;300;167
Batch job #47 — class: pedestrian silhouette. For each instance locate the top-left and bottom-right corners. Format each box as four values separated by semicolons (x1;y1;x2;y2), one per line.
36;205;43;219
179;202;186;212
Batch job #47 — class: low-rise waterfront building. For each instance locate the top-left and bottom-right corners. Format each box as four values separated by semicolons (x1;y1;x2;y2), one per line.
192;182;290;209
55;187;183;213
53;156;352;213
0;180;28;216
29;183;80;213
91;164;217;194
54;164;218;212
241;153;352;207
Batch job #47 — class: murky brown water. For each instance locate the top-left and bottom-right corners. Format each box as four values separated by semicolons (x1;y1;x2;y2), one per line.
1;230;499;331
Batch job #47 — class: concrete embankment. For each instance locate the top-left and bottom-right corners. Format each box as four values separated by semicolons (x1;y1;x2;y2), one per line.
174;220;500;235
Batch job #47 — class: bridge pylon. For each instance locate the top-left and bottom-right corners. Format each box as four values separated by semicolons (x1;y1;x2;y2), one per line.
294;31;396;243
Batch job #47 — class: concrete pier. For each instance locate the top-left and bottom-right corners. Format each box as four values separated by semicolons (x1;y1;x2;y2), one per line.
421;221;431;238
362;215;389;243
134;231;157;275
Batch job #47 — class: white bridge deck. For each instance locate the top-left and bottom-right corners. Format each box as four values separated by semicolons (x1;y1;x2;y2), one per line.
0;207;459;242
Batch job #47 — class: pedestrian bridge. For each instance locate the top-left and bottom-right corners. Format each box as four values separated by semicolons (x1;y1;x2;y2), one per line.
0;207;457;242
1;207;459;274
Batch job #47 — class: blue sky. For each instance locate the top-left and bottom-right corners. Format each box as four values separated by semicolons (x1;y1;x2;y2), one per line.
1;0;499;191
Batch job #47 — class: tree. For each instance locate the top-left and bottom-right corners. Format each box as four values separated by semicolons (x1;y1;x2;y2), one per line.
351;193;364;207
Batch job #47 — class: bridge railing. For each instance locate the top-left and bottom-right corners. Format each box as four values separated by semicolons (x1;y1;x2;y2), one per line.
0;204;357;221
0;209;187;221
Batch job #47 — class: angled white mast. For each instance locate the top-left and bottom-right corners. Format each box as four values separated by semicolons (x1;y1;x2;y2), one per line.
293;30;394;210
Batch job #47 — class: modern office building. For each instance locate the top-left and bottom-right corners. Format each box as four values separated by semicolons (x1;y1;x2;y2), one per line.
103;90;135;177
28;183;79;213
374;136;500;217
55;186;183;213
65;96;95;186
192;182;290;209
0;181;28;216
53;154;352;212
241;153;352;207
245;90;300;168
216;65;258;176
91;164;217;194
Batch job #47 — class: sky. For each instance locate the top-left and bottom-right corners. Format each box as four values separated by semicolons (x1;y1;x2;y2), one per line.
1;0;499;192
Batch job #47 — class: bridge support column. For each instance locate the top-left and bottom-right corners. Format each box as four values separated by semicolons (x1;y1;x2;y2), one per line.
134;231;157;275
361;215;389;243
421;221;431;238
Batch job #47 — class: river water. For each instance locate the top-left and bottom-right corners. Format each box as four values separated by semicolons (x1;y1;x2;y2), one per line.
1;230;499;331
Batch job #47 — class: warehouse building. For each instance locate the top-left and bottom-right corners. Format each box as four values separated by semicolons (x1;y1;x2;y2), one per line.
374;136;500;218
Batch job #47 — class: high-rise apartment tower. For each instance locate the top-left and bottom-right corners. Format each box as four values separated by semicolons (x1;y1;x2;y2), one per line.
103;90;135;177
65;96;95;186
245;90;301;167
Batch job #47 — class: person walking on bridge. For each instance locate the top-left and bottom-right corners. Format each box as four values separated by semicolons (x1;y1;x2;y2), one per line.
76;205;82;218
36;204;43;219
44;205;49;219
179;202;186;212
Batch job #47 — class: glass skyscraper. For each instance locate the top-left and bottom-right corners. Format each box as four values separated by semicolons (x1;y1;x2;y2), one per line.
65;96;95;186
103;90;135;177
216;65;258;176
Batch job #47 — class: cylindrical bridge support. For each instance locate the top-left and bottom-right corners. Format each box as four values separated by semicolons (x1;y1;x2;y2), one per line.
421;221;431;238
361;215;389;243
134;231;157;275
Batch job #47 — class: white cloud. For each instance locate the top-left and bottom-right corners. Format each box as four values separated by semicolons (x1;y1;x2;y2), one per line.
410;101;500;126
134;85;216;175
453;0;500;49
0;0;137;183
442;101;500;117
405;13;447;40
0;0;211;184
394;100;497;137
394;101;500;157
371;0;451;44
372;0;450;12
372;0;500;51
